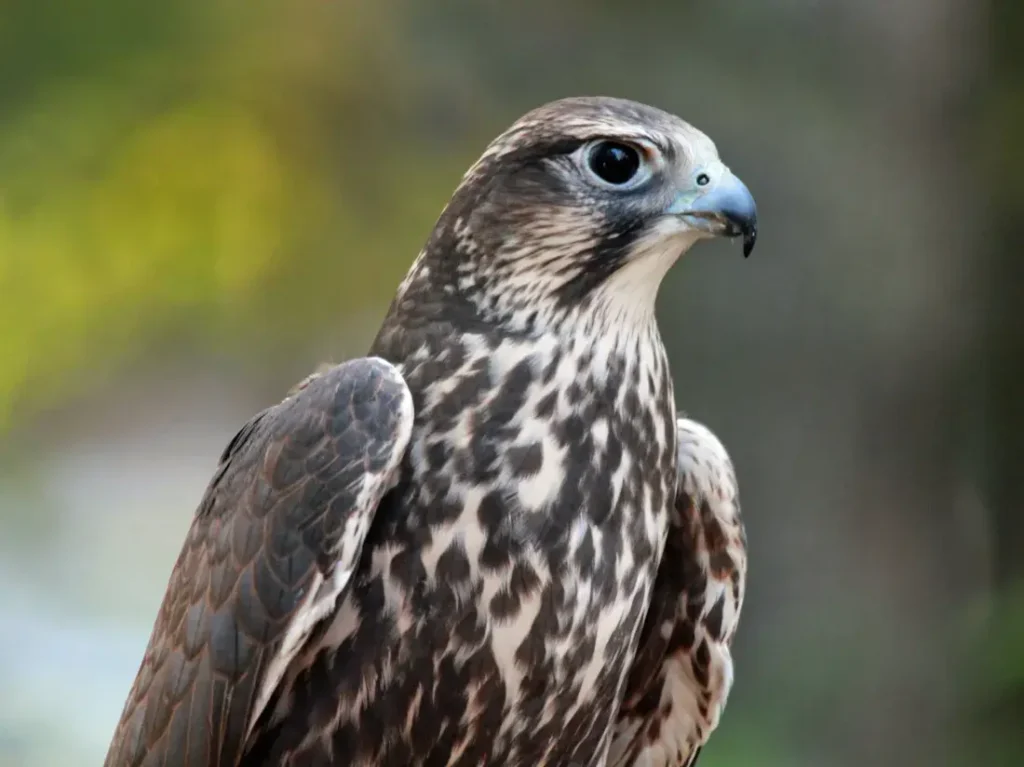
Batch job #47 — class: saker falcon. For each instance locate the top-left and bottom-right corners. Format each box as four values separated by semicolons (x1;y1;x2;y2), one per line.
104;96;753;767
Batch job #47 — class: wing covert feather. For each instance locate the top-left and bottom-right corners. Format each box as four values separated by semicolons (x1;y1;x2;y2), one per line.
104;357;414;767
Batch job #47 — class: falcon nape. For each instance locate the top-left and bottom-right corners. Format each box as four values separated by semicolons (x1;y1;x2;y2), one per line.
105;96;753;767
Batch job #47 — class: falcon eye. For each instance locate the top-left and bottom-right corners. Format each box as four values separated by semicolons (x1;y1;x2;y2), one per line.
587;141;642;186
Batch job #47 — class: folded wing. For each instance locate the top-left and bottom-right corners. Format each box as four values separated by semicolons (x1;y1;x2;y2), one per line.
609;418;747;767
104;357;414;767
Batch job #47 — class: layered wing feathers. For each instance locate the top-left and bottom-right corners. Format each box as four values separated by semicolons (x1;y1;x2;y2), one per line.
104;357;413;767
610;417;747;767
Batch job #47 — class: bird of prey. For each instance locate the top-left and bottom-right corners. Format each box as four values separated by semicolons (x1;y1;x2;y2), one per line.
104;96;753;767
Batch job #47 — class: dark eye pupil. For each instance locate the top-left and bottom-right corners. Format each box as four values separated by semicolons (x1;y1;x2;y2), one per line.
589;141;641;185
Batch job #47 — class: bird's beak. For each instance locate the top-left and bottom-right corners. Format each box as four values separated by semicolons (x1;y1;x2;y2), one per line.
668;170;758;257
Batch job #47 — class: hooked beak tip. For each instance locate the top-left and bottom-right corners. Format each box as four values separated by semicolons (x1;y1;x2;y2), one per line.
741;224;757;258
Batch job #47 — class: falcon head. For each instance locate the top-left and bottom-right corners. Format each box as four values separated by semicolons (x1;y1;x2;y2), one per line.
404;96;757;332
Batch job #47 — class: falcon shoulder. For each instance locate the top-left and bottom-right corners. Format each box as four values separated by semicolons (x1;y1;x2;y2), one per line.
103;357;414;767
609;417;747;767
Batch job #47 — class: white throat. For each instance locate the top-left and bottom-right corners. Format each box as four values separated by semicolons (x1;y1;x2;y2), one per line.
582;227;702;344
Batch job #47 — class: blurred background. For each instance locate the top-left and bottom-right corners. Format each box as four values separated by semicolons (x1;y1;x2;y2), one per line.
0;0;1019;764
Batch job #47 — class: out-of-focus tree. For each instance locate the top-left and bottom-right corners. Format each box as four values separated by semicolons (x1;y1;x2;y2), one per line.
0;0;477;430
974;0;1024;762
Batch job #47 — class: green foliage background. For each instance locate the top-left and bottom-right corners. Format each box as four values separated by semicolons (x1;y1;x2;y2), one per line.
0;0;475;427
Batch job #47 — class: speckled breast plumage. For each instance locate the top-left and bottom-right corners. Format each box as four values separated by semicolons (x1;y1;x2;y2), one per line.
246;316;678;766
